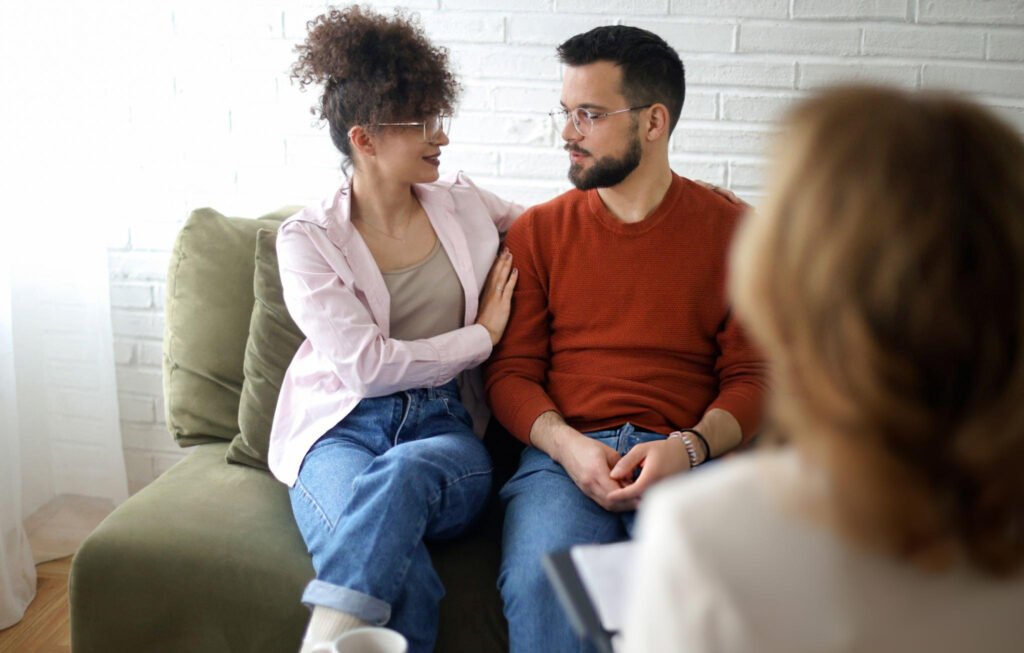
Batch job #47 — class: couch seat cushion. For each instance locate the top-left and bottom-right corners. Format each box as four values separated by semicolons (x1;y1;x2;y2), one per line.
70;442;508;653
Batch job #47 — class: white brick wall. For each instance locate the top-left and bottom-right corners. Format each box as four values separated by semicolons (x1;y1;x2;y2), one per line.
106;0;1024;492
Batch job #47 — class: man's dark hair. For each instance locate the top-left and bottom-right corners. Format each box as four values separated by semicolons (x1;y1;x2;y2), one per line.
557;25;685;133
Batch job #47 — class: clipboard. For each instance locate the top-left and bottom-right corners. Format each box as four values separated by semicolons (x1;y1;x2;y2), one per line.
542;549;618;653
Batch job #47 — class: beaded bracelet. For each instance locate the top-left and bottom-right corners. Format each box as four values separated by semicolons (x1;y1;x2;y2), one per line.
667;431;700;467
678;428;712;461
668;428;712;466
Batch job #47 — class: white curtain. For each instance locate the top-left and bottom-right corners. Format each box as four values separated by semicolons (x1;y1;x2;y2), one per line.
0;0;131;628
0;246;36;629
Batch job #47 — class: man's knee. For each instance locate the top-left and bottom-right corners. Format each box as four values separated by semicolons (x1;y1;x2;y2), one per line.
498;545;553;608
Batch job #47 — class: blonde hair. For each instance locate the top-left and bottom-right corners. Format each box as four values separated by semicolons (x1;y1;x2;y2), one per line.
731;85;1024;575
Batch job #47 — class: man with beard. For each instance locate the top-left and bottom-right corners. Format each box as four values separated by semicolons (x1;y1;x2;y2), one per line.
485;25;767;653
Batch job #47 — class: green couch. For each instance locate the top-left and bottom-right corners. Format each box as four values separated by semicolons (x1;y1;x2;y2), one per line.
70;208;515;652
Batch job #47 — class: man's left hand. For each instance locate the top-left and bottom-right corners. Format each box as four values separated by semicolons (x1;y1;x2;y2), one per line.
606;438;691;504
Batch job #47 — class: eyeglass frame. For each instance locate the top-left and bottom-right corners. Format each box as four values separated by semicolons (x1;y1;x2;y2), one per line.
375;114;453;142
549;104;653;136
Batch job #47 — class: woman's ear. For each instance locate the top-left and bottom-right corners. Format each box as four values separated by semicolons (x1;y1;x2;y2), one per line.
643;104;671;143
348;125;375;158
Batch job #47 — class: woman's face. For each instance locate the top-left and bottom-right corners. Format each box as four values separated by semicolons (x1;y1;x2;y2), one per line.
369;116;451;185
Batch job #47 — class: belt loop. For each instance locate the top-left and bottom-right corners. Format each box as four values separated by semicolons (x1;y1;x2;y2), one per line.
617;422;635;453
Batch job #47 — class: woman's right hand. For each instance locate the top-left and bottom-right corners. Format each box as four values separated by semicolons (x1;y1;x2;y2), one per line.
476;248;518;346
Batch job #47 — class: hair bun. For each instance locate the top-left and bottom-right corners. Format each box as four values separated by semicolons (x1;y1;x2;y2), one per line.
288;5;459;161
293;6;432;90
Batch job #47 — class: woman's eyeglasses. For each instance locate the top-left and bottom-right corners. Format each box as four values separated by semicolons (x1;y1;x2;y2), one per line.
376;114;452;142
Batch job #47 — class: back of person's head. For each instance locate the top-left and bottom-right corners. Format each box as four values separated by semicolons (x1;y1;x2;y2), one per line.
557;25;685;133
290;5;457;168
731;84;1024;576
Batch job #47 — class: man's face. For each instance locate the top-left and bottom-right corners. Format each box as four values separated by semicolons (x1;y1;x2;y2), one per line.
559;61;643;190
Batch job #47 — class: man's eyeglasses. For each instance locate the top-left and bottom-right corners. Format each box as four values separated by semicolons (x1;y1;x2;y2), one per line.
549;105;652;136
376;114;452;142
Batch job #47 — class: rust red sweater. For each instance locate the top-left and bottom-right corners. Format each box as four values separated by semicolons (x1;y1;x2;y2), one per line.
485;174;766;445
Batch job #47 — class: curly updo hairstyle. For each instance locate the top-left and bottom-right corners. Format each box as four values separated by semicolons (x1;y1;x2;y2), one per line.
291;5;459;166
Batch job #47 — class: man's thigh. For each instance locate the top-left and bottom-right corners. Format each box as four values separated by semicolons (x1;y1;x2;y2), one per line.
499;446;628;568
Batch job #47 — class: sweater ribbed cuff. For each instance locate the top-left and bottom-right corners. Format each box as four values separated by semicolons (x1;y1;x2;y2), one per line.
507;394;559;445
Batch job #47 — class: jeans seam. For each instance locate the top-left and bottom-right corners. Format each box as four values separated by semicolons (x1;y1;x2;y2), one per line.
293;477;337;532
436;467;493;496
440;397;474;428
393;392;413;446
385;511;428;601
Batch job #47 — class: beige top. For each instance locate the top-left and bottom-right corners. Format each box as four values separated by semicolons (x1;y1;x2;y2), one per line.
623;449;1024;653
382;240;465;341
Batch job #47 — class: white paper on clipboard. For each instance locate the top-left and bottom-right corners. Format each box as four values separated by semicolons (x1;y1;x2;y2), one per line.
569;540;637;634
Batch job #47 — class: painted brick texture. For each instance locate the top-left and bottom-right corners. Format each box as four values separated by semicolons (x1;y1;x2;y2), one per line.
109;0;1024;492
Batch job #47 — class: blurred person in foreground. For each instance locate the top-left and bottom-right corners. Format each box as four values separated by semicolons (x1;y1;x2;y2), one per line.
624;85;1024;653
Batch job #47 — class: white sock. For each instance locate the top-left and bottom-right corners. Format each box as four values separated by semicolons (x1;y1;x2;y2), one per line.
299;606;370;652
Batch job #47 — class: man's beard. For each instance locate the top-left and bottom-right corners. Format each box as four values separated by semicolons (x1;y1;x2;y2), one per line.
567;134;642;190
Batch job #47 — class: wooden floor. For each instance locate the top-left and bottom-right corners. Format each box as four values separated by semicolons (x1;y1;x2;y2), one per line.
0;556;72;653
0;495;112;652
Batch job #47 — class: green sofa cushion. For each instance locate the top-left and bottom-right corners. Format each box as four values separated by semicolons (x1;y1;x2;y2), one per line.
70;443;508;653
227;228;305;469
163;207;299;446
70;443;312;652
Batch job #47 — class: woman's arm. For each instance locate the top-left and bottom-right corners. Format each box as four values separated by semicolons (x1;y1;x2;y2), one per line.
278;222;494;397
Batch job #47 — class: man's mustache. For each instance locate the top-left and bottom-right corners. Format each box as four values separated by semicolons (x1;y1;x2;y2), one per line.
564;144;591;157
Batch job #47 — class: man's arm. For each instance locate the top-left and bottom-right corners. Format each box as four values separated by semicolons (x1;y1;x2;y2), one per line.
607;309;766;503
606;408;741;504
484;214;560;441
485;216;639;512
706;309;767;442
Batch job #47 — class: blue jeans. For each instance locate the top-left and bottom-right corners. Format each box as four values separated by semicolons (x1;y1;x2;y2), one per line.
498;423;665;653
289;380;492;653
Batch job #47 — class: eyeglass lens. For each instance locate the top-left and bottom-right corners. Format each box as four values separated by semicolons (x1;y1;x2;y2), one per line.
426;115;452;140
551;109;591;135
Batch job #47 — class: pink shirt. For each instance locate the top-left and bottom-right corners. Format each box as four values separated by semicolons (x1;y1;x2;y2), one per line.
268;172;524;486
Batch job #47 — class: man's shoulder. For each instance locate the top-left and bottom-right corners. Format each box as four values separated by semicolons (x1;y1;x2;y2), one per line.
507;186;587;238
669;174;747;242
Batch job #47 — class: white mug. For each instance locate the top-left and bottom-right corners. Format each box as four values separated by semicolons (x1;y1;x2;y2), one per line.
309;627;409;653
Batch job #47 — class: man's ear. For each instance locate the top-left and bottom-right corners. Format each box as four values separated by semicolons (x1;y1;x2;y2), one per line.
643;104;672;143
348;125;375;158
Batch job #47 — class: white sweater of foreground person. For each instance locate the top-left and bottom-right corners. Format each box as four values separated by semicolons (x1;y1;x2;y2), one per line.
623;448;1024;653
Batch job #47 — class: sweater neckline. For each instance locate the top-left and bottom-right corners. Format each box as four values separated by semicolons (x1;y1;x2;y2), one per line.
586;174;684;236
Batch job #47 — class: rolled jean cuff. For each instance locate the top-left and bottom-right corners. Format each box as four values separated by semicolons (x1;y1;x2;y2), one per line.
301;580;392;626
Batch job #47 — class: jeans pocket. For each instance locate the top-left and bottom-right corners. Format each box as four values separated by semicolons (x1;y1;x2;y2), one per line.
439;397;474;428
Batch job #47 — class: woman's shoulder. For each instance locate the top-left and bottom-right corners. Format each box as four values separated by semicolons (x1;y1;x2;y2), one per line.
282;186;351;231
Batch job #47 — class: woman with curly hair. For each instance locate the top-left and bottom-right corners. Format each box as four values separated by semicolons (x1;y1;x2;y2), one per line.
266;7;523;652
623;85;1024;652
